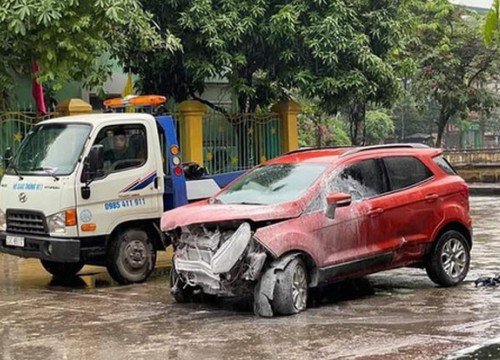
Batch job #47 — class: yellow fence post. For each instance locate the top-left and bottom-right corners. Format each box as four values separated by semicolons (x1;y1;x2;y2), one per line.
56;99;92;116
272;101;301;153
178;100;206;165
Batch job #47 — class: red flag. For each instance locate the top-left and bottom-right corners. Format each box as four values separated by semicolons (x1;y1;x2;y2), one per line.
32;61;47;114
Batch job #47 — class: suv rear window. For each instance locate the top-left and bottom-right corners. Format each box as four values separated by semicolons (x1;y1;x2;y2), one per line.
433;155;457;175
384;156;433;191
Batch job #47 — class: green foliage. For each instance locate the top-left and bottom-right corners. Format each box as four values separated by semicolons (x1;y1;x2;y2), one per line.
484;0;500;46
364;110;395;145
298;100;350;148
407;0;500;146
132;0;411;115
0;0;178;107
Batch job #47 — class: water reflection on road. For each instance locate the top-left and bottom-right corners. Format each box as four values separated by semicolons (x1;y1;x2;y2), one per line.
1;196;500;360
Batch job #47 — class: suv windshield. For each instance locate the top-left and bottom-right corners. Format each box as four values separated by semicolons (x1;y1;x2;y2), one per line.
215;163;327;205
7;123;91;176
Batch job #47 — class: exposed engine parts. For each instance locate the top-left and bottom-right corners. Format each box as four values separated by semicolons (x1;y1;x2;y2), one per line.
170;222;267;296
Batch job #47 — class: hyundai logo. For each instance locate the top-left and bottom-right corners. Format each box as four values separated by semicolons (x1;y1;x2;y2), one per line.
18;192;27;203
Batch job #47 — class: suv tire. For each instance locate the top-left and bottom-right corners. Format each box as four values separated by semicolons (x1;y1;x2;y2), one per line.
426;230;470;287
273;257;308;315
170;266;193;303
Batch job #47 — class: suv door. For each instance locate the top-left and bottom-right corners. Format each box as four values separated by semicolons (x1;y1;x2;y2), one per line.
318;158;389;268
378;155;439;261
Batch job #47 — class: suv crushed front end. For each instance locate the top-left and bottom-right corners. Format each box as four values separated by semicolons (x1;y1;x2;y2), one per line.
169;222;268;297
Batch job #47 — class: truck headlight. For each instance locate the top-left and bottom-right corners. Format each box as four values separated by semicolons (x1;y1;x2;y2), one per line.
47;211;66;234
0;209;6;232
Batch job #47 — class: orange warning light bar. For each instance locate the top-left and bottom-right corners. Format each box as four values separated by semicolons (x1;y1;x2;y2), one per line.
103;95;167;108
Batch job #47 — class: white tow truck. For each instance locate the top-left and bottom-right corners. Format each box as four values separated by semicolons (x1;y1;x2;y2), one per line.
0;96;242;284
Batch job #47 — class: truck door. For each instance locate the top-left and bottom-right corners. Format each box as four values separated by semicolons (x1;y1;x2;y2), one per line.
75;122;163;236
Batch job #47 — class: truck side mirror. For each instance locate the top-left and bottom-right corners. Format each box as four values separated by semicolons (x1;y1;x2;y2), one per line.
3;147;12;169
325;192;352;219
81;145;104;199
88;144;104;175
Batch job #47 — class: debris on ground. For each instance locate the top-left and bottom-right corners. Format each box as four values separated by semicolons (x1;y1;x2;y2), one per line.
474;274;500;287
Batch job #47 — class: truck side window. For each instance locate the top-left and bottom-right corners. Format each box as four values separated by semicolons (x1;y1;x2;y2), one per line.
94;125;147;174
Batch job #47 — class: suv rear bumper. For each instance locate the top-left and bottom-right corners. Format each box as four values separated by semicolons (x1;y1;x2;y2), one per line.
0;232;80;262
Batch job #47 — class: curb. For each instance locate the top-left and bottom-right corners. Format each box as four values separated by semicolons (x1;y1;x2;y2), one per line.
469;186;500;196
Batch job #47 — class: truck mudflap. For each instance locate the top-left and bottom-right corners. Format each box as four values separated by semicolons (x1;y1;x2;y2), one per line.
0;232;80;262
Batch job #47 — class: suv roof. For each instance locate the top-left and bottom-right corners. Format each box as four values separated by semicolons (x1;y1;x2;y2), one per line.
269;144;441;165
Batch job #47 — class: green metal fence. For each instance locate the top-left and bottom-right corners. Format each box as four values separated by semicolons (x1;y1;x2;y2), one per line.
0;109;282;178
202;111;281;174
0;112;58;177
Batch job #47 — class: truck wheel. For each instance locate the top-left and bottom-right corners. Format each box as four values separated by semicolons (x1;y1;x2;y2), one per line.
273;257;308;315
426;230;470;287
107;228;156;285
40;260;84;278
169;266;193;303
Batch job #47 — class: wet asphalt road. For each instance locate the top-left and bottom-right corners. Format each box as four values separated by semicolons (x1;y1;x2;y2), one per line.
2;197;500;360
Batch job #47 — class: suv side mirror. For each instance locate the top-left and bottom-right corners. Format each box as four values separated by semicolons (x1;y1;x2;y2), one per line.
81;145;104;199
325;192;352;219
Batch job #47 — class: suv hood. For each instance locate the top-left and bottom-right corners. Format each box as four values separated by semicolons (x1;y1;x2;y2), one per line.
161;201;303;231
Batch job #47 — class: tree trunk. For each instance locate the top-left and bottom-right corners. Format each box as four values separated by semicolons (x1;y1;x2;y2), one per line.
435;109;451;148
349;102;366;145
315;116;322;147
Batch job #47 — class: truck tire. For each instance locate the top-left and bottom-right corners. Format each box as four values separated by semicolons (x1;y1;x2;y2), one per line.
40;260;84;278
107;228;156;285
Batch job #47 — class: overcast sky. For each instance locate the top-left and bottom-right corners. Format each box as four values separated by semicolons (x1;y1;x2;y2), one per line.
450;0;492;8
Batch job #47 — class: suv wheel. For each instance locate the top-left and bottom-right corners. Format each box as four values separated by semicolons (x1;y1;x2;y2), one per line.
273;257;308;315
426;230;470;287
170;266;193;303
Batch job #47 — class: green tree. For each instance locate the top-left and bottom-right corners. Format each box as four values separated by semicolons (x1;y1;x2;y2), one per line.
298;100;350;148
132;0;410;124
364;110;395;145
408;1;500;147
0;0;179;108
484;0;500;46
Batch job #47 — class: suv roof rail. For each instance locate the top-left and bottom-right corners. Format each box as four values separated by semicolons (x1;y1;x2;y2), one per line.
340;143;431;157
284;146;353;156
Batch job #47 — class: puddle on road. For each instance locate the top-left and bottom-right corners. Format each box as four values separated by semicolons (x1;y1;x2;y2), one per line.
0;249;171;291
0;256;115;290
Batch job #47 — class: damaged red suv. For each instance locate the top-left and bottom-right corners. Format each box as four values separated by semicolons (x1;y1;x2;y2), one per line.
161;144;472;317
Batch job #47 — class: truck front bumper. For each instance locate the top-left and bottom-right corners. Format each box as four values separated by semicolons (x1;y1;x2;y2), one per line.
0;232;80;262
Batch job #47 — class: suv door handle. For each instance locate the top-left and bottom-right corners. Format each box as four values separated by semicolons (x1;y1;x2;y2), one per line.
425;193;439;202
367;208;384;217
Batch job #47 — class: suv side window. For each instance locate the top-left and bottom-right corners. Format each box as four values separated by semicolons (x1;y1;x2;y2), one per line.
433;155;457;175
94;125;147;174
383;156;433;191
331;159;384;201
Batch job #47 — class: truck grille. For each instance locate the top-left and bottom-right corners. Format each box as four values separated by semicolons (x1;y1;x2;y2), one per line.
6;210;47;235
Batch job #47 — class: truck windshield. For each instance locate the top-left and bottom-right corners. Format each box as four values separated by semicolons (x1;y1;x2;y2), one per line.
7;123;91;176
215;163;327;205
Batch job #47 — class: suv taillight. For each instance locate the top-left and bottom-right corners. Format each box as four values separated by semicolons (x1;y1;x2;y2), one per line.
460;183;470;212
460;183;469;199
